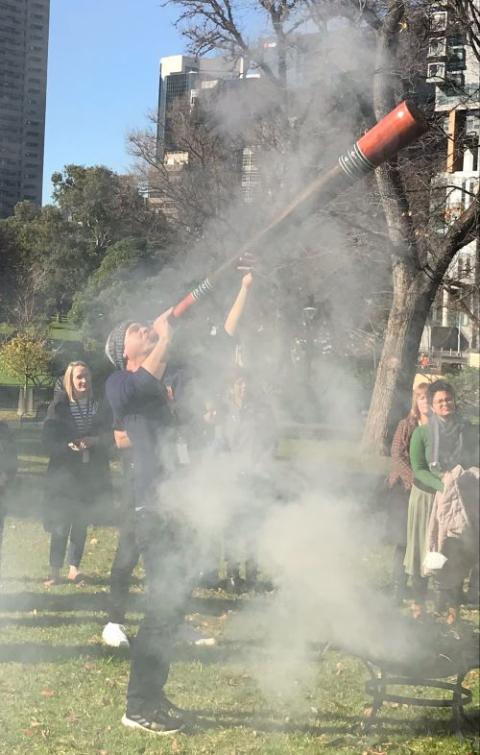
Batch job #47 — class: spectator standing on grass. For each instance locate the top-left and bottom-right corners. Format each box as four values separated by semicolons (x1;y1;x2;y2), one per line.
42;362;112;586
0;421;18;576
410;380;479;621
386;383;429;605
405;380;479;619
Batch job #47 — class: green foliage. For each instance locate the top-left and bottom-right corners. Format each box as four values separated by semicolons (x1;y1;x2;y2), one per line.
0;166;171;328
52;165;167;254
0;332;53;388
0;201;90;321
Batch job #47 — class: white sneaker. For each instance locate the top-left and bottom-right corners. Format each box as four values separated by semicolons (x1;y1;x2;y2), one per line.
102;622;130;648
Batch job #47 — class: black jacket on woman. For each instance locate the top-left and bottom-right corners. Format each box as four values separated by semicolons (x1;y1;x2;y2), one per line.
42;392;112;530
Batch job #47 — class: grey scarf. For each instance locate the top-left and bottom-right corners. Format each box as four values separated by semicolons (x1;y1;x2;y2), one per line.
428;412;465;474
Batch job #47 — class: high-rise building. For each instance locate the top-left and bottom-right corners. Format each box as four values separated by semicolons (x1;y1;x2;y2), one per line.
421;1;480;359
0;0;50;218
156;54;242;161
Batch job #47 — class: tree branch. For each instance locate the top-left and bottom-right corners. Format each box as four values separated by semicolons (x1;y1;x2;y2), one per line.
429;191;479;283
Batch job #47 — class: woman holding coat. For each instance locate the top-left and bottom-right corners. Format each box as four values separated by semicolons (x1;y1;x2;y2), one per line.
43;361;112;586
406;380;479;620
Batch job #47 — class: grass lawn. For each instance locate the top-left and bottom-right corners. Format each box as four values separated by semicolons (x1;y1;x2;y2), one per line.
0;424;478;753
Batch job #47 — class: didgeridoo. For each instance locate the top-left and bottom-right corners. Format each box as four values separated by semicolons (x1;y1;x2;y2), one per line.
171;100;428;319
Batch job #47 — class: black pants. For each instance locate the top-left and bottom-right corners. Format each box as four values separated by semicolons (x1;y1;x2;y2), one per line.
126;509;194;716
108;507;140;624
49;518;87;569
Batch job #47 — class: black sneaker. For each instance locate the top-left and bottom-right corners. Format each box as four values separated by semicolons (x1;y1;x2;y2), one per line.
158;693;188;723
122;709;184;735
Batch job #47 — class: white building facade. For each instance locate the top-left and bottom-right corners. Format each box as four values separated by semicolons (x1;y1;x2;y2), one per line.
421;1;480;363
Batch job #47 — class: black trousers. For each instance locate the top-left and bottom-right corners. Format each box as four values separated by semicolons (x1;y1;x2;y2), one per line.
108;506;140;624
126;509;194;716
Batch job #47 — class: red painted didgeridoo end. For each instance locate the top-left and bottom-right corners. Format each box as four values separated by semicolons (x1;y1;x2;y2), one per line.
357;100;428;168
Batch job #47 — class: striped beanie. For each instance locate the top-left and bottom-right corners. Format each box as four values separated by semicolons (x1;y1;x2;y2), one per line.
105;321;134;370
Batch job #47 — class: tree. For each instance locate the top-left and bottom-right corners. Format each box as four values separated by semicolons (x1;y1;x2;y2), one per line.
51;165;167;256
148;0;478;449
0;332;53;414
0;167;173;330
0;201;91;323
359;0;479;450
130;95;246;236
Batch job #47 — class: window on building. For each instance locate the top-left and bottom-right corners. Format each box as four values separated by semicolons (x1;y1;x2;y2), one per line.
430;10;448;33
428;37;447;58
448;45;466;67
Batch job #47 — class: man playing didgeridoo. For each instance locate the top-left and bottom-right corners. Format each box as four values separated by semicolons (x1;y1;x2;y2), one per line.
105;309;192;735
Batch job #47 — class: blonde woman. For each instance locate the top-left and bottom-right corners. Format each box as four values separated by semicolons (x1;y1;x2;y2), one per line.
386;383;429;605
42;362;111;586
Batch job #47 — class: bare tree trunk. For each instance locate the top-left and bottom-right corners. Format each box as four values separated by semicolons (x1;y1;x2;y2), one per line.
363;197;478;452
363;266;435;451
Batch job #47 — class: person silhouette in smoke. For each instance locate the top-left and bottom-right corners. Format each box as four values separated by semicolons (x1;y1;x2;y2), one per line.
217;365;277;592
104;309;194;735
101;273;255;648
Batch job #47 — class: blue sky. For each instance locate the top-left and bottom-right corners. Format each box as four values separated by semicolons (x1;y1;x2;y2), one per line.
43;0;185;203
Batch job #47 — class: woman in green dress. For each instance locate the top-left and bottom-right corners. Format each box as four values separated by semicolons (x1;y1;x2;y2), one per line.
404;379;478;617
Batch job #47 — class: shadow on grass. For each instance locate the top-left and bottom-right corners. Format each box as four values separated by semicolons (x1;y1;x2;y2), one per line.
0;589;241;625
0;613;108;629
8;575;143;588
0;642;129;664
187;705;480;741
0;590;141;614
0;637;250;666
